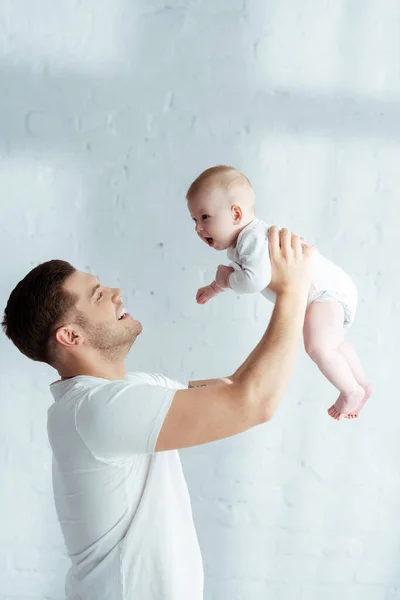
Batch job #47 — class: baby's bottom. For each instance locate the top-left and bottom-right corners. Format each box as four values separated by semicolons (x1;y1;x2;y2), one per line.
303;301;371;420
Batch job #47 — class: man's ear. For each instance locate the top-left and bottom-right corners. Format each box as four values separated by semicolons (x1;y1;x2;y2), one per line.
231;204;242;224
55;325;84;349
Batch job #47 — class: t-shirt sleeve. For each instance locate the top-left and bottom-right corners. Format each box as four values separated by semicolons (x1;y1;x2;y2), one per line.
228;226;272;294
131;372;188;391
75;380;177;461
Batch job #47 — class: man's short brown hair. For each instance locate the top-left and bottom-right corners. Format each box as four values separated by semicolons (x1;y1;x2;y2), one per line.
2;259;77;366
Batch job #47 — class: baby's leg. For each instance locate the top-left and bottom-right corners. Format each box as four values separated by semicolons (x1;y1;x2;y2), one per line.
337;341;372;418
303;302;364;420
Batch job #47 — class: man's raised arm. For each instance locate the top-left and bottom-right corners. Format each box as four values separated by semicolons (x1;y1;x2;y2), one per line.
155;227;314;451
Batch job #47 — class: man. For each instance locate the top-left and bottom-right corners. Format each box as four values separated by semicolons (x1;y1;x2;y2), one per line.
2;227;314;600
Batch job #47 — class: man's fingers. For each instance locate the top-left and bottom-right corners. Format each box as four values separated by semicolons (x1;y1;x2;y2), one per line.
268;226;280;259
291;234;302;259
291;234;301;249
269;226;315;261
302;244;317;260
279;228;291;257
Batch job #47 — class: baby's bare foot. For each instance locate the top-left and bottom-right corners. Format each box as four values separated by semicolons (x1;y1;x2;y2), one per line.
327;385;365;421
344;383;372;419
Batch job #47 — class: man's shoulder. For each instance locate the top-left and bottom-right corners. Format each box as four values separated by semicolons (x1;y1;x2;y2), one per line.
49;373;186;412
127;372;187;391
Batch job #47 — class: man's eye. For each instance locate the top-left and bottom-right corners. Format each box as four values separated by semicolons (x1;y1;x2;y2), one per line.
97;292;103;301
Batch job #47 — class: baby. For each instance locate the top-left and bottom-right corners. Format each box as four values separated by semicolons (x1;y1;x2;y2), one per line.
186;165;371;421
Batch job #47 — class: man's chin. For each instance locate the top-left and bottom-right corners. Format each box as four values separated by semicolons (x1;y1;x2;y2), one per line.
124;315;142;335
123;322;142;355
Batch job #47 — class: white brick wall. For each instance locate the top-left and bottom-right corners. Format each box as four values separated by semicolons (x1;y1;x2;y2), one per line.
0;1;399;598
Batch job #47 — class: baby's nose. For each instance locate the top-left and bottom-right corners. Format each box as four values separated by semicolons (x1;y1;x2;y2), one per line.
195;222;203;233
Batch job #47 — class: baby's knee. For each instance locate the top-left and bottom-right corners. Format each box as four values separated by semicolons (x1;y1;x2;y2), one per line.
304;339;328;363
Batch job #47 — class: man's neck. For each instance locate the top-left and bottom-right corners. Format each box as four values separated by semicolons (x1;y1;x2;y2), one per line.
59;360;127;382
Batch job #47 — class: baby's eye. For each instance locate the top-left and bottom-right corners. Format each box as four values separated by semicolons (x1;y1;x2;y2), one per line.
201;214;209;220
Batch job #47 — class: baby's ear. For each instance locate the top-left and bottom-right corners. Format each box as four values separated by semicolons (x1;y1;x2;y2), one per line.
231;204;242;224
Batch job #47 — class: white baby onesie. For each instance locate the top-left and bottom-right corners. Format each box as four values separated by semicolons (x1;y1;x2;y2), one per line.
226;218;358;327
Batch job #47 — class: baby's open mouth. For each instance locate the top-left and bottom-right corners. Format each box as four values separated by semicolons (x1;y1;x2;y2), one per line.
206;237;214;247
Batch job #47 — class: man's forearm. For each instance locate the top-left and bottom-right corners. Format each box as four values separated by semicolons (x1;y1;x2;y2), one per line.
233;290;308;421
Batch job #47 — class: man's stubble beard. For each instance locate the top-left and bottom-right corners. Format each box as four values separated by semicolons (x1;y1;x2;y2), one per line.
78;315;141;362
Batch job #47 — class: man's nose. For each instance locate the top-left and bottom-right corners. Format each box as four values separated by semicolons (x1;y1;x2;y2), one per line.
111;288;122;302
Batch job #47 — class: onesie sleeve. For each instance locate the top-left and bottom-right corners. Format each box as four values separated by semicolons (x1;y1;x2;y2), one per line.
228;226;272;294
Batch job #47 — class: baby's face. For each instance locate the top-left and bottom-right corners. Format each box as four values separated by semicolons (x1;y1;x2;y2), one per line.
188;189;238;251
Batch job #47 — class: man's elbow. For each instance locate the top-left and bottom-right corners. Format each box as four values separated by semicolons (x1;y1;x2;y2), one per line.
258;402;278;424
242;390;279;425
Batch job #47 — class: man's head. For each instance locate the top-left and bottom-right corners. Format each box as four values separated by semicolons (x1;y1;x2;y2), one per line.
186;165;255;251
2;260;142;373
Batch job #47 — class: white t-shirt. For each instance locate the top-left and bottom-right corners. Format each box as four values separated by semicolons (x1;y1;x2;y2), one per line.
227;218;357;305
47;372;203;600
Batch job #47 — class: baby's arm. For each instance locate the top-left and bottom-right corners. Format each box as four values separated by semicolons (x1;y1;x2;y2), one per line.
196;280;225;305
227;228;271;294
196;227;271;304
196;266;235;305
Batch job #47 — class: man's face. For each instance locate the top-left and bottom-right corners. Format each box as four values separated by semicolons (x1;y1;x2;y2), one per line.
62;270;142;358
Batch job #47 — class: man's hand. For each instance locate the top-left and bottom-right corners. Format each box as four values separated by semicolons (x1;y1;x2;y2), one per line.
267;227;315;297
216;265;235;289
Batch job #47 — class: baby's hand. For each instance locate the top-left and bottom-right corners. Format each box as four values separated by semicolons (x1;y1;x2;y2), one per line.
216;265;234;289
196;283;223;305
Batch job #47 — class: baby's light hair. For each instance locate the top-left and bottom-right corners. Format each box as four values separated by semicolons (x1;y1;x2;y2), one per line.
186;165;253;203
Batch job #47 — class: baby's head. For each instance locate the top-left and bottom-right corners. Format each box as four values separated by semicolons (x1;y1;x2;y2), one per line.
186;165;255;251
